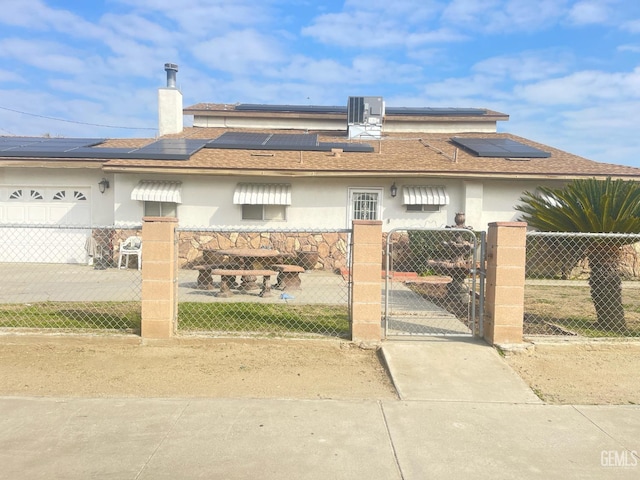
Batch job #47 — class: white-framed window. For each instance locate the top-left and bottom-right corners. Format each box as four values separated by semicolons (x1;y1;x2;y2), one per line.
406;204;441;212
401;186;449;213
144;201;177;217
233;183;291;222
242;204;286;221
349;188;383;222
131;181;182;218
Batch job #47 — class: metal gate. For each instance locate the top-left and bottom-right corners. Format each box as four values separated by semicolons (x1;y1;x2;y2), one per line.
384;228;485;337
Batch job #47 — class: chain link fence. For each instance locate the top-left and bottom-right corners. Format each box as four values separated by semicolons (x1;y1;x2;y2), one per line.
525;232;640;338
384;228;483;337
0;224;142;333
175;227;351;338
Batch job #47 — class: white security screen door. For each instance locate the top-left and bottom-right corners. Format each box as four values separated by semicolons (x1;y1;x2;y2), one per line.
348;188;383;224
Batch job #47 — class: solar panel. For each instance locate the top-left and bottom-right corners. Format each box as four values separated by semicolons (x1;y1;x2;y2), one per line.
235;104;347;114
209;132;271;146
74;147;135;156
451;137;551;158
206;132;373;152
207;132;318;149
0;137;207;160
387;107;487;116
133;139;209;156
233;104;487;117
0;137;105;152
266;134;318;147
0;132;374;159
234;104;488;117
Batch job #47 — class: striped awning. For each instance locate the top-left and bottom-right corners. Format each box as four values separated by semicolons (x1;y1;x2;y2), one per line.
402;186;449;205
131;181;182;203
233;183;291;205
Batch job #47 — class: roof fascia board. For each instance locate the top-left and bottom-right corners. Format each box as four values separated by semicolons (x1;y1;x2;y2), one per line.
100;166;639;181
0;161;104;168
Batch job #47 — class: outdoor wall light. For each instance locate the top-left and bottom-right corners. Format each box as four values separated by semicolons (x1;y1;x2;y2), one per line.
98;178;110;194
390;182;398;198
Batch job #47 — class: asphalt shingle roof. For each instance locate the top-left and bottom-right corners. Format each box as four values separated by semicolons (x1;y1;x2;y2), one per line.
99;128;640;179
2;127;638;179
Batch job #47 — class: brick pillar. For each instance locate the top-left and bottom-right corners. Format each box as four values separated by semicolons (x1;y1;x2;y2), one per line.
351;220;383;343
484;221;527;345
141;216;177;339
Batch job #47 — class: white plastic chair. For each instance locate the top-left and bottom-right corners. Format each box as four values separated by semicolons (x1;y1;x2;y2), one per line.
118;236;142;270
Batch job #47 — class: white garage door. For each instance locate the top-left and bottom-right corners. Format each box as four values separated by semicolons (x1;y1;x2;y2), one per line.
0;186;92;263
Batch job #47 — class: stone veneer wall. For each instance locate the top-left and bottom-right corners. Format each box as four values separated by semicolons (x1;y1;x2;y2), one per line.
176;231;350;272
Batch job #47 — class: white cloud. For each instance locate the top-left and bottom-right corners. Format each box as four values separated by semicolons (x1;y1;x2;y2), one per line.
302;11;412;48
268;54;423;87
100;13;174;45
191;30;286;74
415;75;505;105
441;0;502;25
0;38;88;74
0;69;25;83
473;50;573;82
618;44;640;53
113;0;273;37
442;0;568;33
0;0;106;40
621;19;640;33
302;2;465;49
568;0;614;25
508;101;640;167
344;0;441;21
514;68;640;105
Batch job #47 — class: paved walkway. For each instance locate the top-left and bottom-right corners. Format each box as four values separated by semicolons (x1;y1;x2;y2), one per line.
1;338;639;479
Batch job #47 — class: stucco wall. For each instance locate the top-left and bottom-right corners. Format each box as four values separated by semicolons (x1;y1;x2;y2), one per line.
111;175;568;233
1;169;569;234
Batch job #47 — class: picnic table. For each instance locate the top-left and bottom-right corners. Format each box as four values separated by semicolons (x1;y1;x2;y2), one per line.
196;247;306;296
200;248;282;297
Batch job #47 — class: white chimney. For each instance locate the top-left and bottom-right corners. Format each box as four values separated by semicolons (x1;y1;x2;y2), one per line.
158;63;183;136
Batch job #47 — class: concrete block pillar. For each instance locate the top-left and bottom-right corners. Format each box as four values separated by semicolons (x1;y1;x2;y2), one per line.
141;216;178;339
484;222;527;345
351;220;383;343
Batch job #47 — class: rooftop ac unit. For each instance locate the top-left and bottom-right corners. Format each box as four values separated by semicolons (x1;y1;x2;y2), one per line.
348;96;384;139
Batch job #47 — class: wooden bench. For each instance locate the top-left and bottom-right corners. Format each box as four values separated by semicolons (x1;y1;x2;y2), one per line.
272;264;305;291
210;269;278;298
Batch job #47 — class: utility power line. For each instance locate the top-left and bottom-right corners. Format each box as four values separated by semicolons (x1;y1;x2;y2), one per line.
0;105;157;131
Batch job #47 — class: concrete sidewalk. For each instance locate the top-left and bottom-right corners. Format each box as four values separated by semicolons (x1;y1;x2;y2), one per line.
1;339;639;479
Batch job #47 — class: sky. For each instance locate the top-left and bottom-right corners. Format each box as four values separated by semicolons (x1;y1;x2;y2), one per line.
1;0;640;167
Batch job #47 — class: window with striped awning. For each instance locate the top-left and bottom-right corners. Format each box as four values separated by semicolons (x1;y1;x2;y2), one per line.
401;186;449;205
131;181;182;203
233;183;291;205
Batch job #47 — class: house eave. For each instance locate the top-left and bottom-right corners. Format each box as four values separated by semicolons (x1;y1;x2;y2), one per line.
100;165;640;181
0;160;105;168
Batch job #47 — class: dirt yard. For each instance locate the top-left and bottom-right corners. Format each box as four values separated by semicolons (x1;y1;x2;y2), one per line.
504;340;640;405
0;335;398;400
1;334;639;405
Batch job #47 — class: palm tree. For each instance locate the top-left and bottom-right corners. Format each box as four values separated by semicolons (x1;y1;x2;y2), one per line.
516;177;640;331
